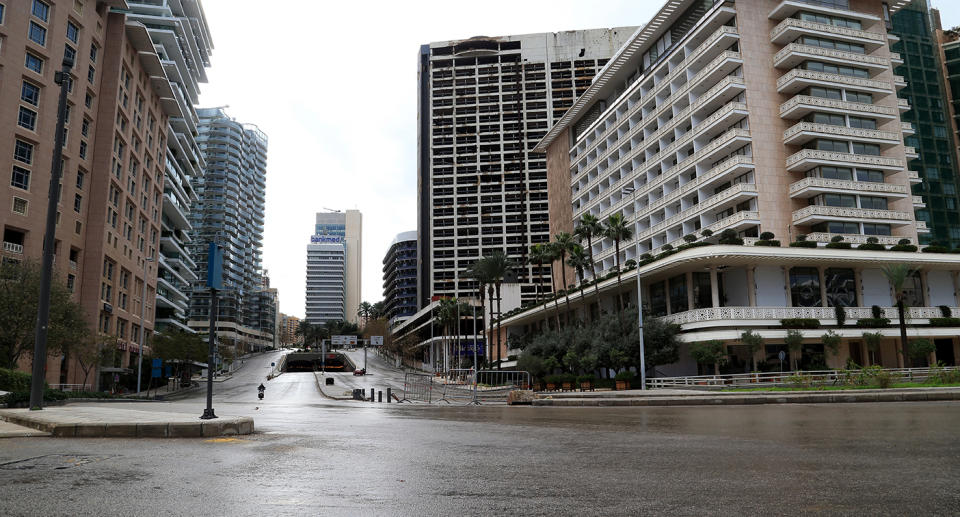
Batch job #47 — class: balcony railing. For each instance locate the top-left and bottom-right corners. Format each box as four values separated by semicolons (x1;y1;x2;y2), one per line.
662;306;960;326
792;205;913;224
804;233;907;245
2;242;23;254
777;68;892;93
785;149;904;171
779;95;895;118
788;177;908;196
774;43;888;69
770;17;886;45
783;122;899;145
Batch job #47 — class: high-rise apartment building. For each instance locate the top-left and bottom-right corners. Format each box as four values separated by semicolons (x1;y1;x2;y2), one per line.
188;108;272;350
888;0;960;248
305;210;361;324
499;0;960;374
0;1;181;386
124;1;213;334
416;29;636;309
278;313;301;346
382;230;418;325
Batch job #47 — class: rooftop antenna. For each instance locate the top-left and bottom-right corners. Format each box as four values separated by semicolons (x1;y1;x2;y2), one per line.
322;207;341;213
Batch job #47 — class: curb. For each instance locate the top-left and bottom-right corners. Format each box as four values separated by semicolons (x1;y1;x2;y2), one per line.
312;371;353;401
532;389;960;407
0;412;254;438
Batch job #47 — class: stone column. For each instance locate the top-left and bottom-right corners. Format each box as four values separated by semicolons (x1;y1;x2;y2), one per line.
952;271;960;307
686;271;695;311
819;266;828;308
746;265;756;307
710;267;720;308
665;278;673;316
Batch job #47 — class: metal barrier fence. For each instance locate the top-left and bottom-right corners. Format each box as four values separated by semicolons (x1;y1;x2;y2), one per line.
474;370;531;404
400;372;435;403
439;369;478;404
647;365;960;389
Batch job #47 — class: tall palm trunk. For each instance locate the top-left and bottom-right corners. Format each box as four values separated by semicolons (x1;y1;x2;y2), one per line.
550;263;562;329
561;255;571;326
588;235;601;318
495;281;503;369
487;285;495;367
534;259;542;305
614;239;623;311
478;284;486;368
897;297;908;368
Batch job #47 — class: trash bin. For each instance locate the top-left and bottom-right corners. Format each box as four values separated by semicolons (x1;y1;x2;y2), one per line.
325;377;334;386
352;388;364;401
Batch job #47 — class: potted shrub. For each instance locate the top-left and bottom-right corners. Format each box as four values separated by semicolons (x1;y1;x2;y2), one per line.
544;374;561;391
825;235;851;249
857;236;885;251
577;374;596;391
755;231;781;247
789;234;818;248
560;373;576;392
614;370;635;390
718;229;744;245
890;238;918;252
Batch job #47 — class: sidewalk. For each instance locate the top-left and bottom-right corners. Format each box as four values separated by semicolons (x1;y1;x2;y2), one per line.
532;386;960;406
0;419;49;438
0;406;254;438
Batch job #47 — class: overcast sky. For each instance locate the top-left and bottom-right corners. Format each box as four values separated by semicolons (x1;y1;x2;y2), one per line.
197;0;958;319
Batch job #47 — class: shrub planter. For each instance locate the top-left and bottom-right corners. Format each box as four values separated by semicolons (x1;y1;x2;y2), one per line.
929;317;960;327
615;380;631;390
789;240;817;248
857;317;891;328
779;318;820;329
545;382;557;391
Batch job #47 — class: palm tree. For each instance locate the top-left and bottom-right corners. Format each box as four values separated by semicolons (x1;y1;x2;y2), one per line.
464;260;492;367
567;244;591;323
881;263;916;368
603;213;633;310
528;243;551;305
575;213;604;308
295;321;322;350
477;251;516;369
553;232;577;325
357;301;373;326
436;298;458;374
545;242;563;330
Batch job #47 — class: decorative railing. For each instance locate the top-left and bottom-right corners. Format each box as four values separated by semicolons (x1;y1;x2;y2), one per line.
897;98;910;108
916;220;928;230
647;366;960;389
904;146;918;155
777;68;892;91
913;195;925;205
783;121;899;143
901;122;914;132
788;177;908;195
792;205;912;223
770;17;885;43
907;170;920;181
628;183;758;242
779;95;895;117
662;306;960;325
785;149;904;170
804;233;907;245
2;242;23;254
774;43;888;67
890;52;902;61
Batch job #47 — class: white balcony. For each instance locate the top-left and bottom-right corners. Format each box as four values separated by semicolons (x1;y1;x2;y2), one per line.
791;205;914;226
785;149;904;173
769;1;883;22
901;121;915;135
779;95;897;120
770;18;886;49
905;146;919;159
894;75;907;90
898;98;911;112
917;220;929;233
788;177;909;199
907;170;921;184
777;68;892;95
2;242;23;254
913;195;926;208
783;122;901;147
804;233;907;245
890;52;904;65
774;44;889;71
663;306;956;329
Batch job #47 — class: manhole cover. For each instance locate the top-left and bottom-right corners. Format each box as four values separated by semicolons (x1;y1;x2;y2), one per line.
0;454;116;470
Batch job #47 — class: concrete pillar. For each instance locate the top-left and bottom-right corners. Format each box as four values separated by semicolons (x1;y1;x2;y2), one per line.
861;341;869;367
710;267;720;308
686;271;695;311
784;267;793;308
665;278;673;316
854;268;864;308
952;271;960;306
746;266;756;307
818;266;828;308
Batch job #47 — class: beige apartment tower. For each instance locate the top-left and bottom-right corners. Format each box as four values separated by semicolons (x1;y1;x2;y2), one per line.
306;210;362;324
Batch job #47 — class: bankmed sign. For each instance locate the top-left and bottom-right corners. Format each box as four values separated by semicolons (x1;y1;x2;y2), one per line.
311;235;344;244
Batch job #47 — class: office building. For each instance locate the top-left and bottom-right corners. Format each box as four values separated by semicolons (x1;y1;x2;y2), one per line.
499;0;959;374
305;210;361;324
188;107;272;351
889;0;960;247
279;313;302;346
417;28;637;309
0;1;181;386
382;230;418;325
124;0;213;335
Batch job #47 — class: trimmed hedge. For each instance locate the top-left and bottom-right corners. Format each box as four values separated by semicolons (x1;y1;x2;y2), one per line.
857;243;886;251
754;240;781;247
890;244;918;252
779;318;820;329
0;368;32;392
922;245;950;253
856;317;891;328
825;242;852;249
929;317;960;327
789;241;817;248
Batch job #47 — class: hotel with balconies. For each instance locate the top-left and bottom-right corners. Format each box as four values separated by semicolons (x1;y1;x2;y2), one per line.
496;0;960;376
382;230;418;326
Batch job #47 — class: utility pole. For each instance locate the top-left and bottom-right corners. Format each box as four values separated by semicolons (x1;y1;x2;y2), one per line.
136;257;154;395
29;56;73;410
201;242;222;419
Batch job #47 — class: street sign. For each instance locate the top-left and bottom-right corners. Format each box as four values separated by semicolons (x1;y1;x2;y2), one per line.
206;242;223;289
331;335;357;346
370;336;383;346
778;350;786;362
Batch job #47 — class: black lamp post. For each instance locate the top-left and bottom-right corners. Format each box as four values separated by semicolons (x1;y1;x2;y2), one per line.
29;56;74;410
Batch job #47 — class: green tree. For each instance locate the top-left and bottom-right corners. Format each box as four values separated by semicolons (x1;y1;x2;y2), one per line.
0;260;89;369
552;232;578;325
821;330;842;364
151;330;209;385
689;340;726;375
603;213;633;310
567;245;591;320
527;243;552;306
880;264;915;368
740;329;764;372
784;328;804;371
907;338;935;364
473;252;516;368
575;213;603;301
357;301;373;326
862;331;883;366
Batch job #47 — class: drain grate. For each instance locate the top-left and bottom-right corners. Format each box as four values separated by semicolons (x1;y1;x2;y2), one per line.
0;454;116;470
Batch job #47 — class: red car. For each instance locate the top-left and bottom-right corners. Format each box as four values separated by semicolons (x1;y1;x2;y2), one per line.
353;368;366;376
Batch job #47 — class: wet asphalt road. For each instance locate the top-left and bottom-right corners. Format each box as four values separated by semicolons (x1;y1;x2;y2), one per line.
1;351;958;516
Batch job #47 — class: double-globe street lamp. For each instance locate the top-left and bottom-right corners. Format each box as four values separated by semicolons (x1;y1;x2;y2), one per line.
621;186;646;390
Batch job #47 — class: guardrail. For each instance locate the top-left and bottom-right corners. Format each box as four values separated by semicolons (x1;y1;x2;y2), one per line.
400;372;436;403
647;366;960;388
48;383;91;392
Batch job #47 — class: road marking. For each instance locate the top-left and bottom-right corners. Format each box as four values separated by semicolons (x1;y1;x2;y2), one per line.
203;437;249;443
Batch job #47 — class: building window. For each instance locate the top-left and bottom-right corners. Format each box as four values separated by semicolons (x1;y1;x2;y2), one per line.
11;166;30;190
18;106;37;131
79;141;87;159
669;274;688;314
89;44;98;63
67;274;75;292
825;268;855;307
32;0;49;21
74;194;82;213
88;65;95;83
856;169;884;183
25;52;43;73
862;223;891;236
902;272;923;307
12;197;28;215
21;82;41;106
790;267;821;308
64;44;76;64
66;22;79;44
649;281;667;316
859;196;887;210
76;170;84;189
14;140;34;164
28;22;46;46
0;4;5;25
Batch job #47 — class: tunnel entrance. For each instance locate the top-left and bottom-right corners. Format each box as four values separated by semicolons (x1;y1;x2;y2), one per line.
282;352;356;373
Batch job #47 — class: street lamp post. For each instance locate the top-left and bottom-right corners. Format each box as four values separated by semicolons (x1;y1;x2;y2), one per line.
28;56;74;410
136;256;155;395
622;186;647;390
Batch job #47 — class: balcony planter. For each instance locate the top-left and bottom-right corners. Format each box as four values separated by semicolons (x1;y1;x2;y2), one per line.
928;317;960;327
614;371;635;390
889;244;918;252
789;240;817;248
856;317;891;328
779;318;820;329
922;245;950;253
577;375;596;392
